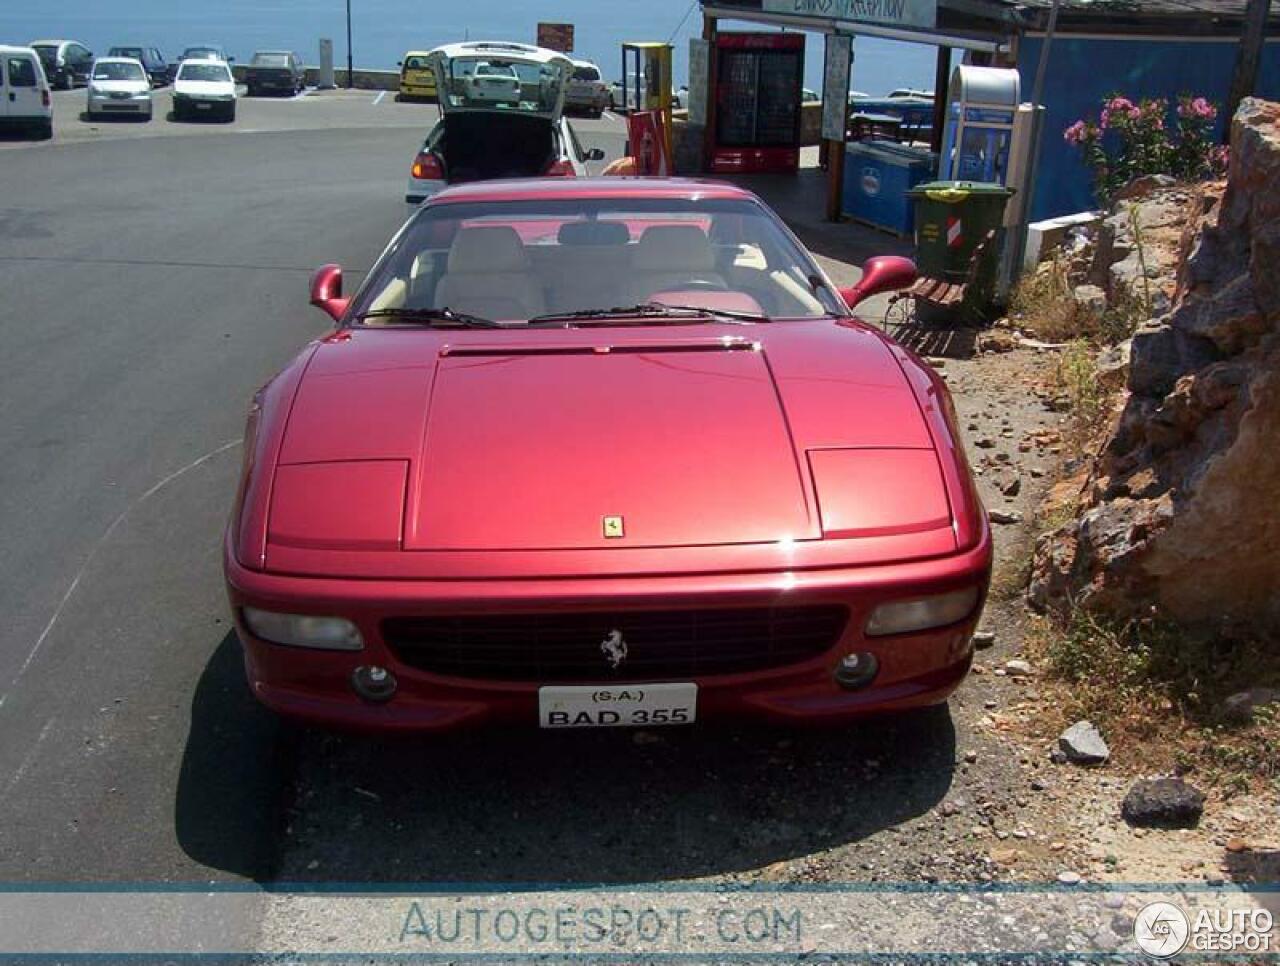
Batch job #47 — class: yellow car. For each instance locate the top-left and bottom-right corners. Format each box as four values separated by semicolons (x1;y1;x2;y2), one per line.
398;51;437;101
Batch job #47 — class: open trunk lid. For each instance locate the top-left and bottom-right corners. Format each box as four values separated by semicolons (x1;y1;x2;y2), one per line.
428;40;570;120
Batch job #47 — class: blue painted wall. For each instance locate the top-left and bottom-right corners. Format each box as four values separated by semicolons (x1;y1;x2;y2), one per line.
1016;37;1280;221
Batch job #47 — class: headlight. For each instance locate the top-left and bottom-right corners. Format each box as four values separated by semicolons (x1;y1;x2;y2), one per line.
865;587;980;637
242;607;364;650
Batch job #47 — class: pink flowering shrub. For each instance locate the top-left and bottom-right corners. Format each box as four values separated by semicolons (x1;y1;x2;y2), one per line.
1064;93;1229;205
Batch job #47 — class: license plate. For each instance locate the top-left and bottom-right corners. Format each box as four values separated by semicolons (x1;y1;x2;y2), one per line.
539;683;697;729
196;102;211;110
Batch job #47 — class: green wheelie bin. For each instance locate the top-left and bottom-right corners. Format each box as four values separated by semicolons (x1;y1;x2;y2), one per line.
906;180;1012;324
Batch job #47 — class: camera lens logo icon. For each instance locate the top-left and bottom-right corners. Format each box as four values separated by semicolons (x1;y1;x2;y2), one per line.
1134;901;1190;958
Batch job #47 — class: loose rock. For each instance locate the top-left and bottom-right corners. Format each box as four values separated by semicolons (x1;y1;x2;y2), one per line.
1058;720;1110;765
989;509;1023;525
972;631;996;650
1222;687;1280;723
1121;777;1205;828
1004;659;1033;677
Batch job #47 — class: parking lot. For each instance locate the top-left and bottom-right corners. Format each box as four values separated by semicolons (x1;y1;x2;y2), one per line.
0;87;1039;896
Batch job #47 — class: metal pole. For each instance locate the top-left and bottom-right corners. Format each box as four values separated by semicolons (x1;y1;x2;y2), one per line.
345;0;354;89
1005;0;1061;290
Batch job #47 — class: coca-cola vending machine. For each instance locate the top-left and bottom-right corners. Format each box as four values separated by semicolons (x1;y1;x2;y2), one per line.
710;32;804;174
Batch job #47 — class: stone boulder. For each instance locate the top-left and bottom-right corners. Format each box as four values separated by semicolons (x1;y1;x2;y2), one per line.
1030;99;1280;631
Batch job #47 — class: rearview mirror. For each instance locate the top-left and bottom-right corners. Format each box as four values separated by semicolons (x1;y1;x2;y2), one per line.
839;255;918;310
585;147;606;161
310;264;350;322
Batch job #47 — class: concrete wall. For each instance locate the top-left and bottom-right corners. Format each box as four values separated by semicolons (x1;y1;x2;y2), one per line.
230;65;402;91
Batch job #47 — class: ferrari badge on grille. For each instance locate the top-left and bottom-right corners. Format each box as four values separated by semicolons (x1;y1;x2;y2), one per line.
602;515;625;538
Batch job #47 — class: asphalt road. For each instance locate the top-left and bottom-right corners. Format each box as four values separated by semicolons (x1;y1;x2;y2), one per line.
0;89;964;896
0;90;627;882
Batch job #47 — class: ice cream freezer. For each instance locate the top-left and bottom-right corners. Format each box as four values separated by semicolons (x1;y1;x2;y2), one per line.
841;140;937;236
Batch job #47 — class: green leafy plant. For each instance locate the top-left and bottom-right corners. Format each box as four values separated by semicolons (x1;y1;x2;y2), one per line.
1064;94;1230;206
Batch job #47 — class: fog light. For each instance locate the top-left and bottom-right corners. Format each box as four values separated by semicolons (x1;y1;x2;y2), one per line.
834;651;879;690
351;665;397;703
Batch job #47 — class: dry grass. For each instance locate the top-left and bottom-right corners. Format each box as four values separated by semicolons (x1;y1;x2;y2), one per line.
1052;339;1115;458
1009;256;1083;343
1024;610;1280;796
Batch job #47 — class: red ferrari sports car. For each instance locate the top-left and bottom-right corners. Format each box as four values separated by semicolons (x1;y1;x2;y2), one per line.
224;178;990;731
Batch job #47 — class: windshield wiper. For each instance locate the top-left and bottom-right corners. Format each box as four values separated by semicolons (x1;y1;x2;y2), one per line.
355;307;503;328
527;302;770;327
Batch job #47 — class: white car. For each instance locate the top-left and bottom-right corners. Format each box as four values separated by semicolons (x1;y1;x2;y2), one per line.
565;59;608;117
464;61;521;104
0;45;53;139
608;77;683;112
172;57;236;121
405;42;603;205
86;57;153;121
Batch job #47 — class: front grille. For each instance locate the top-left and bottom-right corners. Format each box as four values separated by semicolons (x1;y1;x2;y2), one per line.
383;605;849;682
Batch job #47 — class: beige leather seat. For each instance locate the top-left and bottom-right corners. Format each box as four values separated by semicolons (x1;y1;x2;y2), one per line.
547;221;632;312
434;226;546;320
628;225;728;302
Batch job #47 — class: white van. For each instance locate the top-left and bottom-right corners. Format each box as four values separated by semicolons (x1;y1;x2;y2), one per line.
0;46;53;139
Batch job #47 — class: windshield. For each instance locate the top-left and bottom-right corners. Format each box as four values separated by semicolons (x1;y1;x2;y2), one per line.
178;63;231;83
182;48;220;60
350;198;843;323
93;62;146;81
109;47;143;59
441;56;562;112
32;45;56;67
252;53;289;67
572;65;600;82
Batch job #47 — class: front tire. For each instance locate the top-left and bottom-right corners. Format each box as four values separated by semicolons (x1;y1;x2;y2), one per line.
59;71;73;91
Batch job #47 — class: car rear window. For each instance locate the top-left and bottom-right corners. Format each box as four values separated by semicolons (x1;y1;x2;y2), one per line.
403;56;428;70
252;53;289;67
179;63;231;82
572;66;600;82
7;57;37;87
31;46;56;69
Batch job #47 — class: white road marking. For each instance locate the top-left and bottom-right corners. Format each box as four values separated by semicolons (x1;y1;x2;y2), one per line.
372;90;386;106
3;717;56;801
0;438;243;711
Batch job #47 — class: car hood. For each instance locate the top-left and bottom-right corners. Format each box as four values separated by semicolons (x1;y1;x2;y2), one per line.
175;79;234;96
263;322;955;569
90;79;149;94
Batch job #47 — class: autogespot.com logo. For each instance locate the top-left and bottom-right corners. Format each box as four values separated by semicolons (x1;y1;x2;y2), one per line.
1134;901;1191;958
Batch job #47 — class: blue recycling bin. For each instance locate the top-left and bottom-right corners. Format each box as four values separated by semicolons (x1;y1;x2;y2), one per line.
842;140;937;236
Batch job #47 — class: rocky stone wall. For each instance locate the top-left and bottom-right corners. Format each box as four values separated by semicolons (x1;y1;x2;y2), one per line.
1030;99;1280;632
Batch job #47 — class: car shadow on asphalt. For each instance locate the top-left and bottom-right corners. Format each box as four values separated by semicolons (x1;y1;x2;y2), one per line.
174;631;294;880
270;703;957;883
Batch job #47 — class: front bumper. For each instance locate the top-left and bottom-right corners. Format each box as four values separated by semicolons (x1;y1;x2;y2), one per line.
225;534;991;731
88;93;151;113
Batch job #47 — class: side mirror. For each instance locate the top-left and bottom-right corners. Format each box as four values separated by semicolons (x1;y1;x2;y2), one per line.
585;147;606;161
839;255;918;310
310;264;350;322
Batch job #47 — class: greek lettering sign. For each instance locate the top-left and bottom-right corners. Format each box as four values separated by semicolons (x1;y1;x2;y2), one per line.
763;0;937;30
